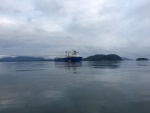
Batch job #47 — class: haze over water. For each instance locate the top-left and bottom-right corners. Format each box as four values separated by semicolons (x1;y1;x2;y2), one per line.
0;61;150;113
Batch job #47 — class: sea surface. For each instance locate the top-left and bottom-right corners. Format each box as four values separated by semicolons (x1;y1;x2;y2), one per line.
0;61;150;113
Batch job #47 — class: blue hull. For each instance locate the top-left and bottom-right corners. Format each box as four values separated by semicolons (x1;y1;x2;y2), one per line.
55;57;82;62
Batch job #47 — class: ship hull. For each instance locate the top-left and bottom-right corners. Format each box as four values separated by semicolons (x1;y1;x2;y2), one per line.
55;57;82;62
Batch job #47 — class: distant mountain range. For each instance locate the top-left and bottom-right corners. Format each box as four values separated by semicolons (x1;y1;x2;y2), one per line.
0;56;52;62
121;57;133;61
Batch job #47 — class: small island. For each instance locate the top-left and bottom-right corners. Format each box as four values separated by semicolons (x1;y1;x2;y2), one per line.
83;54;122;61
136;58;149;61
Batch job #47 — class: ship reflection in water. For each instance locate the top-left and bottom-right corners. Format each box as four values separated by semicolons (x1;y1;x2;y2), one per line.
55;62;82;74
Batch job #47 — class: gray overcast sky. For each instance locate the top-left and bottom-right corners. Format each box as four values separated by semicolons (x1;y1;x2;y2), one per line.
0;0;150;58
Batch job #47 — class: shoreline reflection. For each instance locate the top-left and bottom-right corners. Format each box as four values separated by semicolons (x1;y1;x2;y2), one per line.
87;61;121;69
136;61;149;66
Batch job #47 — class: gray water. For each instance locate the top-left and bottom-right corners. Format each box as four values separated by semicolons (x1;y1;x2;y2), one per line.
0;61;150;113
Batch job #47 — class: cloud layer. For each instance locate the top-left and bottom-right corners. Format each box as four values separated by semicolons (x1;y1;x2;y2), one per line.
0;0;150;58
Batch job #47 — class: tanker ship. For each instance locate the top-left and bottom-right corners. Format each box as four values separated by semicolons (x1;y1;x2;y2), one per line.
55;51;82;62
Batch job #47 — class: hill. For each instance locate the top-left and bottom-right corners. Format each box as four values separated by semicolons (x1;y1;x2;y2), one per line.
83;54;122;61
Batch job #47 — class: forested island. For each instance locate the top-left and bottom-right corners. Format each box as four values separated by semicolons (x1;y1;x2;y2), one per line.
83;54;122;61
136;58;149;61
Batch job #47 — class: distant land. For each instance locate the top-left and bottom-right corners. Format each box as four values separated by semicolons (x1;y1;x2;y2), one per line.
121;57;133;61
0;56;52;62
136;58;149;61
83;54;122;61
0;55;135;62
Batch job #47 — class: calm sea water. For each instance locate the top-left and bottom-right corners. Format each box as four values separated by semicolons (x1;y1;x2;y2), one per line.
0;61;150;113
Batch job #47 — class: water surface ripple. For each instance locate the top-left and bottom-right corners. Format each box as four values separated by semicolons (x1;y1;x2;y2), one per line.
0;61;150;113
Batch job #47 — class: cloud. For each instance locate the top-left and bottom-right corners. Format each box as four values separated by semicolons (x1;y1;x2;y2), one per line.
0;0;150;58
